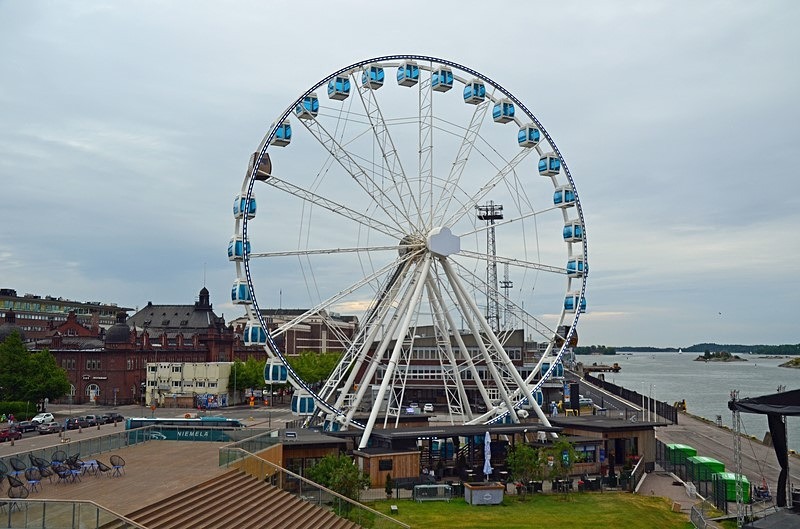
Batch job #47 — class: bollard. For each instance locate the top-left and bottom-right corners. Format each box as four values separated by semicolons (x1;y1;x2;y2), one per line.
114;420;117;428
10;437;14;447
97;423;100;430
79;425;82;433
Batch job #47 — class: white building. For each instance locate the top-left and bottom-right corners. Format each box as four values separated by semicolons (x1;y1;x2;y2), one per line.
145;361;233;408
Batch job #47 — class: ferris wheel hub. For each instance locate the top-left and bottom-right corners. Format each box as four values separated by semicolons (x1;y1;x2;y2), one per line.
427;226;460;257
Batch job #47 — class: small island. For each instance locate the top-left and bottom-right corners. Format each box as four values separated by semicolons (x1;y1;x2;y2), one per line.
779;357;800;369
694;351;747;362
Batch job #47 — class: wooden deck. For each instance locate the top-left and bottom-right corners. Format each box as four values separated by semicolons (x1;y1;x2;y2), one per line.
23;441;229;517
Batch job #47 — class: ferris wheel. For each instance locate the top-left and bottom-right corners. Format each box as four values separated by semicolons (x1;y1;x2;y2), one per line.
230;55;587;448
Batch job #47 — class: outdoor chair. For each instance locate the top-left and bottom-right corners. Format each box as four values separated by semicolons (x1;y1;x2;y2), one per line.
52;465;73;485
8;458;27;477
6;475;25;491
95;460;112;477
110;455;125;477
24;468;41;493
0;460;8;476
7;485;28;512
50;450;67;464
38;466;55;484
29;455;49;470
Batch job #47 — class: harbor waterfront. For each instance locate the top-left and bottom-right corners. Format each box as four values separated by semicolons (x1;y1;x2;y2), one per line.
599;351;800;453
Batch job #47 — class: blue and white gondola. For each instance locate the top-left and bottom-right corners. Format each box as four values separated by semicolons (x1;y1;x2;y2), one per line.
361;66;384;90
264;359;289;384
243;322;268;346
227;236;250;261
566;256;586;278
463;79;486;104
564;292;586;313
233;194;256;220
431;66;453;92
294;93;319;119
563;220;584;243
538;153;561;176
291;390;316;416
270;120;291;147
328;75;351;100
553;185;576;209
231;279;252;305
492;98;515;123
518;124;540;148
396;60;419;87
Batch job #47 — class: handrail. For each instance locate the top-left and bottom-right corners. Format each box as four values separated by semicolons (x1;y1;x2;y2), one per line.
1;498;148;529
222;446;410;529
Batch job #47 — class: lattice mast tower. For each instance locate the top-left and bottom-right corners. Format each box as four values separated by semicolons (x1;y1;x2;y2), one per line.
476;201;503;333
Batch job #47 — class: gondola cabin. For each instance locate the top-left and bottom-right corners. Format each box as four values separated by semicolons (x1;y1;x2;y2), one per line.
492;99;515;123
396;61;420;87
243;322;268;346
553;185;576;209
291;391;316;416
233;194;257;220
538;154;561;176
541;361;565;378
294;93;319;119
264;359;289;384
249;151;272;180
518;125;540;148
463;79;486;104
231;280;252;305
431;66;454;92
524;389;544;407
564;292;586;313
566;256;586;278
361;66;385;89
563;220;584;243
270;120;291;147
328;75;351;100
227;236;250;261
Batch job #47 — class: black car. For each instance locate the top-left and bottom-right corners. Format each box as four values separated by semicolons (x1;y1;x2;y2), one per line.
102;412;125;424
65;417;89;430
15;420;37;433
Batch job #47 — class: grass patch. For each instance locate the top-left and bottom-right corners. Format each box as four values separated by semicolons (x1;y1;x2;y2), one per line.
368;492;693;529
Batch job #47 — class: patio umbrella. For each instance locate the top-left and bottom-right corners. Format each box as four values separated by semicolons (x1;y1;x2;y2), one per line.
483;431;493;480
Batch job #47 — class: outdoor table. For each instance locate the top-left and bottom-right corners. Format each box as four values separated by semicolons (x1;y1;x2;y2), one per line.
81;459;98;476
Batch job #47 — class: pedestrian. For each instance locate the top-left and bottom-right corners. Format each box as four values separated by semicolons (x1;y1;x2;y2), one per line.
8;413;14;424
1;413;6;423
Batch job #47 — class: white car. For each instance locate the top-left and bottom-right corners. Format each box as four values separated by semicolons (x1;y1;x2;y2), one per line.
423;403;434;413
31;412;55;424
579;395;594;407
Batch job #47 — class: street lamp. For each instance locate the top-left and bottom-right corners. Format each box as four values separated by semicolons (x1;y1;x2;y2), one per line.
233;362;237;406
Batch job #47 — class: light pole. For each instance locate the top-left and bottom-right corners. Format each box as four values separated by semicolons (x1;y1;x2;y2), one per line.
641;382;645;421
649;384;655;422
233;362;237;406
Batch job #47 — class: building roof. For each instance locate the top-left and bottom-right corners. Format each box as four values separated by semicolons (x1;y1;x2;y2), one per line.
127;288;225;338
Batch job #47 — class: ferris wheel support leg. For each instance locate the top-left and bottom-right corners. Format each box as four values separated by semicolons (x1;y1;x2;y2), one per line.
424;277;472;421
359;257;432;449
441;259;520;423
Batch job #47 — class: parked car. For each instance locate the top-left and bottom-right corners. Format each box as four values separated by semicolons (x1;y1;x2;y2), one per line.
31;412;55;424
65;417;89;430
423;403;434;413
102;412;125;424
579;395;594;407
0;428;22;442
84;414;102;426
15;420;38;433
38;422;63;435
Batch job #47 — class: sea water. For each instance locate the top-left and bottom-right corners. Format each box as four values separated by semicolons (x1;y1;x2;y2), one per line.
595;351;799;453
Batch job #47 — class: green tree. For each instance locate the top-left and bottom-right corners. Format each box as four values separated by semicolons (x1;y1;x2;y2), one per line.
544;438;578;493
287;351;342;386
0;331;70;403
506;443;545;499
228;357;268;401
306;454;370;516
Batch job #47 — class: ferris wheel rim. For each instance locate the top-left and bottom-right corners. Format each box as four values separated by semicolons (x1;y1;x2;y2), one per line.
234;54;588;431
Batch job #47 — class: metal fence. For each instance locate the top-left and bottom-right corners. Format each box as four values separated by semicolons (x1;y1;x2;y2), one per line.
0;499;146;529
585;374;679;424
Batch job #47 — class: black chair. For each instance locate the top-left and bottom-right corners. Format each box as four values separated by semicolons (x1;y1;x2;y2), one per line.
52;465;73;485
110;455;125;477
29;455;49;470
6;475;25;491
95;460;112;477
51;450;67;464
8;458;27;477
7;485;28;512
38;466;55;484
24;468;41;493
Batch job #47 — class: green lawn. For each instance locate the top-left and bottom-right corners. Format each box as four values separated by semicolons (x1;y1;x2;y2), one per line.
367;492;694;529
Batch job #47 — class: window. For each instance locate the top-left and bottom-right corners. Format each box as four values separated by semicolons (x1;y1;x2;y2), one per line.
172;366;182;373
172;381;181;388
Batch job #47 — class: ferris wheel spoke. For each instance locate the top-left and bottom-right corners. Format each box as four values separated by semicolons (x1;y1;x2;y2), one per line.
455;250;565;275
249;244;414;259
259;173;404;240
354;77;425;228
442;148;533;228
296;115;415;230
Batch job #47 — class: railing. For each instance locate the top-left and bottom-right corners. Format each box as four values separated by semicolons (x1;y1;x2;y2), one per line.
584;373;679;424
0;499;146;529
220;447;410;529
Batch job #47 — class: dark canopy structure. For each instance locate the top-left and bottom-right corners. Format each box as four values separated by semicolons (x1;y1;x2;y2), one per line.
729;388;800;508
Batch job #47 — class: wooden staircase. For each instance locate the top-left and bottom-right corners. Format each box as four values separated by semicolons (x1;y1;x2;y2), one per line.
107;469;362;529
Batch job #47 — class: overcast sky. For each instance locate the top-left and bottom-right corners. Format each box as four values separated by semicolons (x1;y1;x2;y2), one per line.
1;1;798;348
